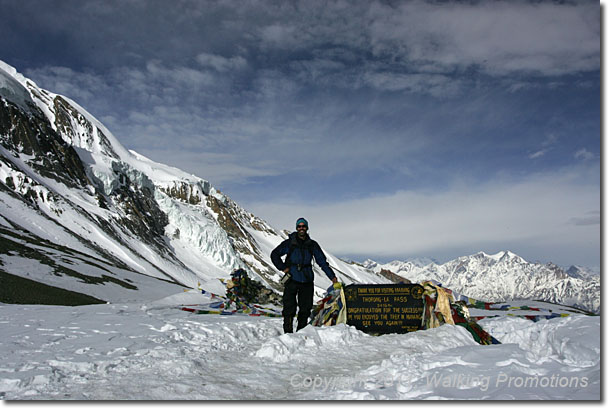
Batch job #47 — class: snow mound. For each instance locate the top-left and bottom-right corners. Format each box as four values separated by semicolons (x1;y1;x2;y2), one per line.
255;324;369;363
479;315;600;367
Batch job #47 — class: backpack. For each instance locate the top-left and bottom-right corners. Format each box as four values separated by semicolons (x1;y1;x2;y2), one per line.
285;235;315;271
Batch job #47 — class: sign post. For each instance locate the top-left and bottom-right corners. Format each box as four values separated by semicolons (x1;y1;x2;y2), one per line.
344;284;425;335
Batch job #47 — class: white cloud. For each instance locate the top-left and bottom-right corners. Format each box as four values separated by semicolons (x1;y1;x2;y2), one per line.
289;59;346;83
246;165;600;266
196;53;247;72
575;148;595;161
254;0;369;51
528;133;559;159
259;23;300;48
131;148;280;185
569;211;600;226
362;71;462;97
528;150;547;159
542;133;558;147
24;66;110;104
366;0;599;77
240;0;599;96
144;60;215;88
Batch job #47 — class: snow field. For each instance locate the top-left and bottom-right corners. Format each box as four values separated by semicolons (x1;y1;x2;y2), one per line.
0;292;600;400
0;302;282;400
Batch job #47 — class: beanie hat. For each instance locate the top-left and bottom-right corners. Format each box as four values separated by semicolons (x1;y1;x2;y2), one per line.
296;217;309;228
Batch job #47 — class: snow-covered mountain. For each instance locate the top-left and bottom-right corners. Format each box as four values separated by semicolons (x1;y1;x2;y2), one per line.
362;256;439;271
365;251;600;313
565;264;600;279
0;60;387;304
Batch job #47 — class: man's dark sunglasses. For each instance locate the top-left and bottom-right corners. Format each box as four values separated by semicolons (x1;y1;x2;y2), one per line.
297;225;308;229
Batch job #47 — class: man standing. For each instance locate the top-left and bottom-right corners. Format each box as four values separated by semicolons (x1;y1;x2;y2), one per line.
271;217;338;333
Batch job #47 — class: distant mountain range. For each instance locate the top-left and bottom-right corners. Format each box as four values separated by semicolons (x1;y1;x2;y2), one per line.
0;60;599;313
363;251;599;313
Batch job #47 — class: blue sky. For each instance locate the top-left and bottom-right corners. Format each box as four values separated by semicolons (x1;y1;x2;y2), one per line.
0;0;601;267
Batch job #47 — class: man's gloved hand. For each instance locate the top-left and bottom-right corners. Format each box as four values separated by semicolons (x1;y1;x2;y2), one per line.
333;282;343;290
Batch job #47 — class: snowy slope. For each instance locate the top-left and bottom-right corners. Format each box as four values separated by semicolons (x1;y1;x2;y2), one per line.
365;251;600;314
0;294;600;400
1;60;386;304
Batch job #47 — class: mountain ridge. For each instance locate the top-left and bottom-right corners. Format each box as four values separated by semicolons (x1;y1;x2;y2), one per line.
364;250;600;313
0;60;387;304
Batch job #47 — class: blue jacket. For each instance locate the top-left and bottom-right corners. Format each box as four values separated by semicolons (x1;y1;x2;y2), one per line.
271;232;336;283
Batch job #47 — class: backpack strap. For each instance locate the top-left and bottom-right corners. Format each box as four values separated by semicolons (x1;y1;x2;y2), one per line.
285;235;314;269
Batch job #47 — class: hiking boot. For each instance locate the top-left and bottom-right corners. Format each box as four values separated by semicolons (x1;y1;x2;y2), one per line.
283;317;294;334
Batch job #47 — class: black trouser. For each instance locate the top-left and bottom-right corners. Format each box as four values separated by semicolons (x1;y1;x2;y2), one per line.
282;279;314;333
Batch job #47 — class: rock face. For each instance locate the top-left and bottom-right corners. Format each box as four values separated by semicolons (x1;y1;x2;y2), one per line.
0;60;386;304
366;251;600;314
